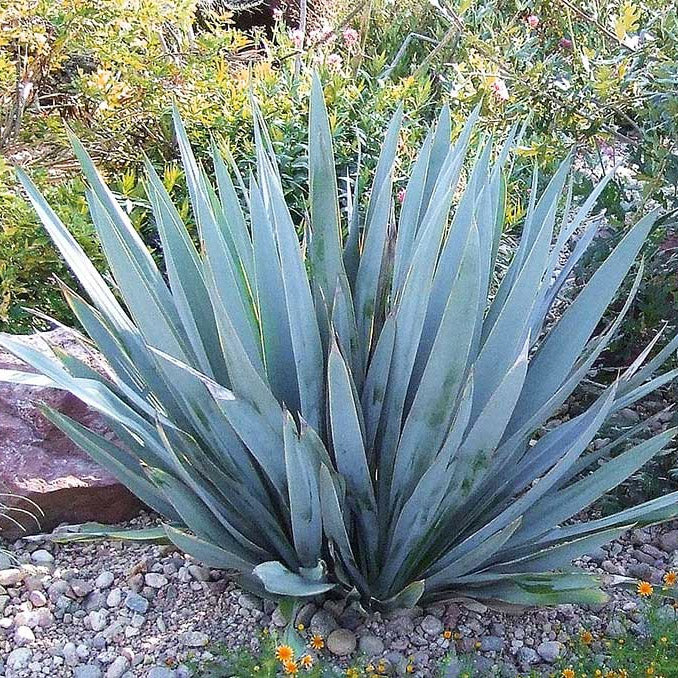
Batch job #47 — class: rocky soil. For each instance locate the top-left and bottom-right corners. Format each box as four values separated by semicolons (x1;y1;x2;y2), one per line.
1;515;678;678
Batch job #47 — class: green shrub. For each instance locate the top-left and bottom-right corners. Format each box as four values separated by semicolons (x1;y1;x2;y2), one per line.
3;77;678;609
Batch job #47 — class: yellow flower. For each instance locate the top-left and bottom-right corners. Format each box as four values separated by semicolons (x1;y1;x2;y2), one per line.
310;634;324;649
563;669;576;678
580;630;593;645
664;571;677;586
300;654;313;669
619;671;628;678
474;641;481;649
647;666;655;676
443;629;452;639
297;623;305;631
276;645;295;662
406;665;414;674
284;660;299;675
637;581;654;597
660;636;668;643
346;669;360;678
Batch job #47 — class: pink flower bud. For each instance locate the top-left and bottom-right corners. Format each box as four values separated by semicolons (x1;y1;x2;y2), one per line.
559;37;573;49
343;27;359;49
490;78;509;101
526;14;539;28
397;188;406;204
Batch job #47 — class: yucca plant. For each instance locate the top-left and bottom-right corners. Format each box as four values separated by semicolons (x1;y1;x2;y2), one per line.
4;75;678;609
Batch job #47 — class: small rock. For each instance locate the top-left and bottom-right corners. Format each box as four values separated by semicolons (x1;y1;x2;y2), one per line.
75;666;103;678
238;593;263;611
327;628;357;656
187;565;210;581
144;573;168;588
180;631;209;647
660;530;678;553
14;625;36;646
95;571;115;590
148;668;175;678
89;609;108;632
421;614;444;635
29;590;47;607
536;640;563;663
310;609;339;637
107;588;123;607
71;579;94;597
7;647;32;670
106;656;130;678
124;592;149;614
359;634;385;656
0;567;23;586
481;636;503;652
516;647;539;665
30;549;54;564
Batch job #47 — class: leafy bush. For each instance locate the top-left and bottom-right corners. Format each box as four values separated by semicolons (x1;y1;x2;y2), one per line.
3;78;678;609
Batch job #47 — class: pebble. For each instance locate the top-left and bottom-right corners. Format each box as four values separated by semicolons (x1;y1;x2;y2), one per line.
75;666;103;678
145;572;168;588
359;634;385;655
148;668;175;678
310;609;339;637
30;549;55;564
0;567;23;586
327;628;357;656
421;614;444;635
536;640;563;662
124;591;149;614
71;578;94;597
7;647;32;670
15;624;36;645
180;630;209;647
96;571;115;589
106;656;130;678
29;589;48;607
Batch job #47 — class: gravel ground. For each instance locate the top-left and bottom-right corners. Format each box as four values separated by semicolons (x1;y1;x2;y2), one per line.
2;514;678;678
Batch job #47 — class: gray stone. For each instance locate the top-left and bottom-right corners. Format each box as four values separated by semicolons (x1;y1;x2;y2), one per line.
440;657;461;678
75;666;103;678
29;590;47;607
180;631;209;647
310;609;339;637
238;593;263;611
148;669;175;678
660;530;678;552
144;573;168;588
124;592;149;614
516;647;539;665
89;609;108;632
7;647;32;670
327;628;357;656
480;635;503;652
14;624;36;646
107;588;123;607
358;634;385;656
0;567;23;586
106;656;130;678
30;548;54;564
420;614;444;635
605;618;626;638
71;579;94;597
95;571;115;589
536;640;563;662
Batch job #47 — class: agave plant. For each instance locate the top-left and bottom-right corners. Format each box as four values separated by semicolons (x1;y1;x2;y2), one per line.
4;75;678;608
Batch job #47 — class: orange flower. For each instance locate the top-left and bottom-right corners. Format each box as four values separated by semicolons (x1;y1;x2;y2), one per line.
310;634;324;649
276;645;295;662
300;655;314;669
563;669;576;678
664;571;677;586
443;629;452;639
637;581;654;597
284;660;299;675
580;630;593;645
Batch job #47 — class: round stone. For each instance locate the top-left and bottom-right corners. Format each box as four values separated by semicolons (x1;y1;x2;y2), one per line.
358;634;385;656
327;628;357;656
481;636;503;652
95;571;115;589
144;573;168;588
70;579;94;597
124;592;149;614
106;588;122;607
536;640;563;663
30;549;54;564
106;656;130;678
516;647;539;665
310;609;339;637
0;568;23;586
421;614;444;635
148;668;175;678
89;609;108;632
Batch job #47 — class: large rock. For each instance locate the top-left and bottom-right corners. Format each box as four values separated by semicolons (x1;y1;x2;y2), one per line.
0;330;142;539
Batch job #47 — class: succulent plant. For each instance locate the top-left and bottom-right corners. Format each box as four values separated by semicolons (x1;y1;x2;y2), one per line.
3;75;678;608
